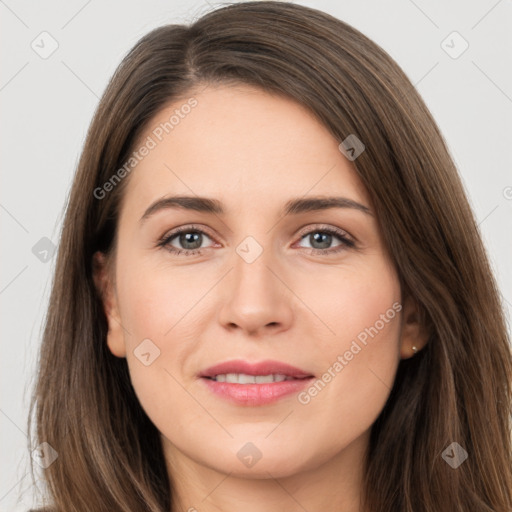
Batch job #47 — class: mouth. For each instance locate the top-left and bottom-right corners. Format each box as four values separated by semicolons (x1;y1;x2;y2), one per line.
199;359;315;406
199;358;314;380
204;373;309;383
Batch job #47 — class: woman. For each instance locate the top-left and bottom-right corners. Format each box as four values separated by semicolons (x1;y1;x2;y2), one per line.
28;1;512;511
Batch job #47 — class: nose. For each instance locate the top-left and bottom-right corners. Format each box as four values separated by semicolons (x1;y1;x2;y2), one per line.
217;245;294;337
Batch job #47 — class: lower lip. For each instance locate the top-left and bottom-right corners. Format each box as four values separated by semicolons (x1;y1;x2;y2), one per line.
201;377;314;406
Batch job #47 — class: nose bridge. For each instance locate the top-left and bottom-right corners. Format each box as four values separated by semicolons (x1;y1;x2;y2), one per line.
231;233;279;300
217;232;293;334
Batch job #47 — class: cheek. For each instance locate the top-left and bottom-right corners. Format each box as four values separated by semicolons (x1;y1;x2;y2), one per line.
296;256;401;358
297;262;402;434
116;258;204;340
113;261;204;409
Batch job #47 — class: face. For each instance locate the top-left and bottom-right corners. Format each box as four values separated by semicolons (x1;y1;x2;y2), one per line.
94;83;422;481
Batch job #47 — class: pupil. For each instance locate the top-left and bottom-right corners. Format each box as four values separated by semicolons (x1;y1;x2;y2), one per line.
311;232;331;249
180;232;202;250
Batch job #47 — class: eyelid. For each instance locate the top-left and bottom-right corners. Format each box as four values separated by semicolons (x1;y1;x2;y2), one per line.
294;223;355;244
158;223;218;243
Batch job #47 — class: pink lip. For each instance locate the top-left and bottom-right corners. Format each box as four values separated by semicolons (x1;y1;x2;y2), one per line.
199;359;314;406
199;359;313;379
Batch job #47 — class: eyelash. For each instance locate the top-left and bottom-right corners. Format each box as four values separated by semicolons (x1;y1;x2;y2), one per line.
156;223;356;257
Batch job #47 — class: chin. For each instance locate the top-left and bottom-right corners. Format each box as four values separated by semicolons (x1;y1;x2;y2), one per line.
209;456;310;480
196;439;319;479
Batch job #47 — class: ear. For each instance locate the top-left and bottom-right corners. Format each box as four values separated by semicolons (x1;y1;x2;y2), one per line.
399;294;429;359
92;251;126;358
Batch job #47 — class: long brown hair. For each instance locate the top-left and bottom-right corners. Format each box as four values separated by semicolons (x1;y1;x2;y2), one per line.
28;2;512;510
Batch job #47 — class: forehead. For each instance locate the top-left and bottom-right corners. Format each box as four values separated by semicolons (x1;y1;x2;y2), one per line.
121;84;370;217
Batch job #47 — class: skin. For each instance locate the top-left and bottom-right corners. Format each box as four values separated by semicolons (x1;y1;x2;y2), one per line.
93;83;427;512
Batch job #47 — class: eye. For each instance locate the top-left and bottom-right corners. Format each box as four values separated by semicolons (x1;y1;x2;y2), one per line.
294;225;355;255
157;224;217;256
157;224;356;257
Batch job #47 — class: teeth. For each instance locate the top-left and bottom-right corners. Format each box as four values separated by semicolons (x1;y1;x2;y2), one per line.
212;373;292;384
255;375;275;383
238;373;256;384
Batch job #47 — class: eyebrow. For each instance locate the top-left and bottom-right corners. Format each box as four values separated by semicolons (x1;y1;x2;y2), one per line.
139;195;372;223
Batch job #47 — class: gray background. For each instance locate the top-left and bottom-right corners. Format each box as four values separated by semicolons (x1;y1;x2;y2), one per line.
1;0;511;509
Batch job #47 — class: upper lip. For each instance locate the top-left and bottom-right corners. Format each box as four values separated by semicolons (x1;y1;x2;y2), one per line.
199;359;314;379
